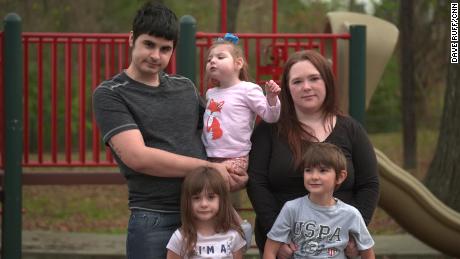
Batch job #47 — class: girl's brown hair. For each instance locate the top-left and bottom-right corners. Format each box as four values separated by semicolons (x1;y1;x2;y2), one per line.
204;41;250;87
179;168;243;257
276;50;341;169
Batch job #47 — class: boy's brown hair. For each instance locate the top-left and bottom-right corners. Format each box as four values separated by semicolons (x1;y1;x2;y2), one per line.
302;142;347;180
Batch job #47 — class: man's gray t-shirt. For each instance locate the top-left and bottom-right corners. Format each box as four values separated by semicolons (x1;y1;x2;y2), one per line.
267;195;374;258
92;71;206;212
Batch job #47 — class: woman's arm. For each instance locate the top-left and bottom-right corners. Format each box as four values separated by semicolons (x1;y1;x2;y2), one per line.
360;248;376;259
350;120;380;224
166;250;181;259
247;123;282;234
232;247;244;259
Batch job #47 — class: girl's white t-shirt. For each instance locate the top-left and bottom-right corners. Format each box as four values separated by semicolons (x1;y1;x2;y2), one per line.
166;229;246;258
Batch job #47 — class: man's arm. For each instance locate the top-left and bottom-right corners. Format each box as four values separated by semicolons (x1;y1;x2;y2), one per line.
360;248;375;259
232;247;244;259
109;129;229;180
263;239;282;259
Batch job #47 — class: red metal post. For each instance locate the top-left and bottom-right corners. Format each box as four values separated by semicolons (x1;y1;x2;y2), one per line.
118;43;123;72
51;37;58;163
220;0;227;33
110;39;115;78
104;44;111;162
255;39;261;83
37;39;43;163
319;39;325;55
65;39;72;164
332;38;338;77
23;38;29;164
243;39;249;64
272;0;277;33
106;41;115;163
271;0;277;71
91;41;100;163
124;37;130;68
199;45;205;94
78;40;86;163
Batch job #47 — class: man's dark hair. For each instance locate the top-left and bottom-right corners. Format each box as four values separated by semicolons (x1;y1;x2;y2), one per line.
132;1;179;47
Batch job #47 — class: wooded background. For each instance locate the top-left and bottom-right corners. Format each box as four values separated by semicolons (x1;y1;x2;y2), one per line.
1;0;458;210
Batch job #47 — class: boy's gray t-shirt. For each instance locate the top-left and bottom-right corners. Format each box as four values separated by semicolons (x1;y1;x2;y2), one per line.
267;195;374;258
92;71;206;212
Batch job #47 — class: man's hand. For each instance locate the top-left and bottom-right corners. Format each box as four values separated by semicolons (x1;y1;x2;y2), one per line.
276;242;297;259
228;167;248;191
208;162;232;190
345;234;359;258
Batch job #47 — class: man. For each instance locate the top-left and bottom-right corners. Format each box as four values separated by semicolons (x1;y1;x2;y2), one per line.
92;2;246;258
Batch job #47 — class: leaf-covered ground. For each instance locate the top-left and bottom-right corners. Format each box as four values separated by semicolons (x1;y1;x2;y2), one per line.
18;130;438;235
20;185;403;235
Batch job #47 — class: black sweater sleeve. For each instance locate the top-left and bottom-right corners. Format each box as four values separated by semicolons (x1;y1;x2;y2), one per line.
246;122;281;234
349;119;380;225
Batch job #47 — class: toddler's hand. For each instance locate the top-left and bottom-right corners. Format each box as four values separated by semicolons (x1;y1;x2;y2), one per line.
265;80;281;106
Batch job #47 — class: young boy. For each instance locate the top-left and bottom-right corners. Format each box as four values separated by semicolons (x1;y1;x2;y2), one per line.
92;2;245;258
263;142;375;259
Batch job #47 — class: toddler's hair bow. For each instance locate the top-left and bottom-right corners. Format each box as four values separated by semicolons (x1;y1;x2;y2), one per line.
217;33;239;44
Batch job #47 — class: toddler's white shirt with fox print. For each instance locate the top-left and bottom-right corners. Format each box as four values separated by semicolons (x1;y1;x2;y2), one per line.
202;81;280;158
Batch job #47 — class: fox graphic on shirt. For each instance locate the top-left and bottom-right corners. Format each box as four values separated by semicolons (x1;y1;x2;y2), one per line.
206;99;224;140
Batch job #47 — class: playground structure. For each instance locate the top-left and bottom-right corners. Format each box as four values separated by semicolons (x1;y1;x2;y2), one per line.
1;4;460;259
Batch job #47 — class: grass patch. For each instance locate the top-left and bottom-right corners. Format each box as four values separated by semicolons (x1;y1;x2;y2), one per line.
370;128;439;179
23;185;129;234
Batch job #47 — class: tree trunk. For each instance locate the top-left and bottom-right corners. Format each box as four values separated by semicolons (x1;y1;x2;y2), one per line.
424;61;460;212
400;0;417;169
218;0;240;33
227;0;240;33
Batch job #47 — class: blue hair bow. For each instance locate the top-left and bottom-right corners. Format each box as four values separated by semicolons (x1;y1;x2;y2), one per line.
218;33;239;44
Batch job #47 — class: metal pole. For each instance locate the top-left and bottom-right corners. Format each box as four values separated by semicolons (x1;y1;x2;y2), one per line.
176;15;197;84
348;25;366;125
220;0;227;33
2;13;23;259
272;0;277;33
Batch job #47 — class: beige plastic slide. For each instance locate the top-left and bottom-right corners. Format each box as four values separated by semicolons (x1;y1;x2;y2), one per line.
326;12;460;256
326;11;399;114
376;148;460;257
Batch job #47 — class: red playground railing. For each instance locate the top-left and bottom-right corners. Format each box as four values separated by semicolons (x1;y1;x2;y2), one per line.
0;31;349;170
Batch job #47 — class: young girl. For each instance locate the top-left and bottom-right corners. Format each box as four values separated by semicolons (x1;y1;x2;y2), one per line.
202;33;281;190
166;168;247;258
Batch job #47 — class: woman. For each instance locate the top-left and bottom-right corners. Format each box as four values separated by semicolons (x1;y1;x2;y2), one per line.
247;50;379;257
